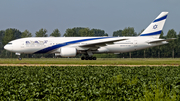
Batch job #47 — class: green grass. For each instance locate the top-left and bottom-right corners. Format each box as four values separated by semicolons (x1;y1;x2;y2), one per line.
0;58;180;65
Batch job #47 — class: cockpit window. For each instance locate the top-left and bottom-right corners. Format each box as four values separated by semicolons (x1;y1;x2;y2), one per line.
7;43;12;45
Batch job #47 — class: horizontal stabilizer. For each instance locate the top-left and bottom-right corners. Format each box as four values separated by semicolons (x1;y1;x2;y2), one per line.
148;38;176;43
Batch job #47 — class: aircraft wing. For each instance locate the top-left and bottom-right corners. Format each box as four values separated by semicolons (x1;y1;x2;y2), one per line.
148;38;176;43
76;38;127;50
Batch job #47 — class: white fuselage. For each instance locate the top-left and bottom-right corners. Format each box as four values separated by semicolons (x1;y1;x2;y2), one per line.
4;37;168;55
3;12;170;59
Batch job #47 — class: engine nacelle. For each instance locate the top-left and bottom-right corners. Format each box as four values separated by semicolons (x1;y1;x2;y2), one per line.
55;47;77;57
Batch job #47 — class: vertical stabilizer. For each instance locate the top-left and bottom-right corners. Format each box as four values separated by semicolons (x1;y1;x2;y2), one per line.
139;12;168;38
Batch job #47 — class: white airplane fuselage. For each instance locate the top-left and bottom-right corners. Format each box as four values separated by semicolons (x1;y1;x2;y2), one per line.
4;12;171;60
4;36;168;54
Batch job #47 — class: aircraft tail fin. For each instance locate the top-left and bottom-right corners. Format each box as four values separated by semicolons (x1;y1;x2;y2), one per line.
139;12;168;38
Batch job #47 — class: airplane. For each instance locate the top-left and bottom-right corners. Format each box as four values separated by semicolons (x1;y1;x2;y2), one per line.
4;12;174;60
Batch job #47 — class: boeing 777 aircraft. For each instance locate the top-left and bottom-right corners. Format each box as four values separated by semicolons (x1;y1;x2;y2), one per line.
4;12;174;60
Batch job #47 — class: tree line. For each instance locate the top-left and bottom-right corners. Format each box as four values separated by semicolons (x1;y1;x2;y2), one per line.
0;27;179;58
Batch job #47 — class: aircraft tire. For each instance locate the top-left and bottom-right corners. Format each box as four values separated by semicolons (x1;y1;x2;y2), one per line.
89;57;92;60
85;57;89;60
81;56;96;60
81;57;85;60
93;57;96;60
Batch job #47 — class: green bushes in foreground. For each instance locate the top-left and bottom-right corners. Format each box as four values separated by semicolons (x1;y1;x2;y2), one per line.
0;66;180;100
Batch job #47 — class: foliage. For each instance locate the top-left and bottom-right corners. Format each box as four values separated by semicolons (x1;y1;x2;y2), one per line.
113;29;122;36
21;30;32;38
166;29;177;58
2;29;14;45
2;28;22;45
79;28;94;36
0;31;5;55
35;28;48;37
113;27;137;36
0;66;180;100
0;30;5;42
63;28;78;37
50;29;61;37
92;29;108;36
64;27;108;37
138;29;144;36
160;31;164;38
121;27;137;36
73;27;84;36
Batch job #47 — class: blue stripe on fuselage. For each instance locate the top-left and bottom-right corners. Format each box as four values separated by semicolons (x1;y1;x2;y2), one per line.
153;15;167;22
34;37;113;54
140;30;162;36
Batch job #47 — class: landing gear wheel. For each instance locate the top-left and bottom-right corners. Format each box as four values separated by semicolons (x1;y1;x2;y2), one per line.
93;57;96;60
85;57;89;60
18;56;22;60
81;56;97;60
81;56;85;60
89;57;92;60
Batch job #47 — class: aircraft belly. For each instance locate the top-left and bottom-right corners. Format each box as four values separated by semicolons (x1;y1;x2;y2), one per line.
105;43;150;53
15;47;46;54
105;44;135;53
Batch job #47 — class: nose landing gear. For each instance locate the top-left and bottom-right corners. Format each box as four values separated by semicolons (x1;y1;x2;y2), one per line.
18;56;22;60
16;53;22;60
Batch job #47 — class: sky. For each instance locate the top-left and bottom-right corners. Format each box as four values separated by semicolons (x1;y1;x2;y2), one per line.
0;0;180;36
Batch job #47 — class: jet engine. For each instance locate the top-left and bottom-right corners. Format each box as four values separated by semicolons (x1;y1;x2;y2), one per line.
55;47;77;57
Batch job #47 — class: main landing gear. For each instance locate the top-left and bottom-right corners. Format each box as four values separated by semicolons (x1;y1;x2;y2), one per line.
16;53;22;60
81;50;96;60
81;56;96;60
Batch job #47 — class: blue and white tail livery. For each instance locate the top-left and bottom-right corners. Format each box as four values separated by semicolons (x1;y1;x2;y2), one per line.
139;12;168;38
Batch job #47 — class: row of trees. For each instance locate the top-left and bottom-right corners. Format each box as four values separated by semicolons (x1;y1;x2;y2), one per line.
0;27;179;58
64;27;108;37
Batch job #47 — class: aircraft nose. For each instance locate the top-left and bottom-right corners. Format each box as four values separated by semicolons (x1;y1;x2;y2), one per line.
4;44;13;51
4;45;8;50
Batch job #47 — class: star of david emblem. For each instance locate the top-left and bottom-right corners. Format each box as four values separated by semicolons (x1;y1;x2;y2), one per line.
153;25;158;29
